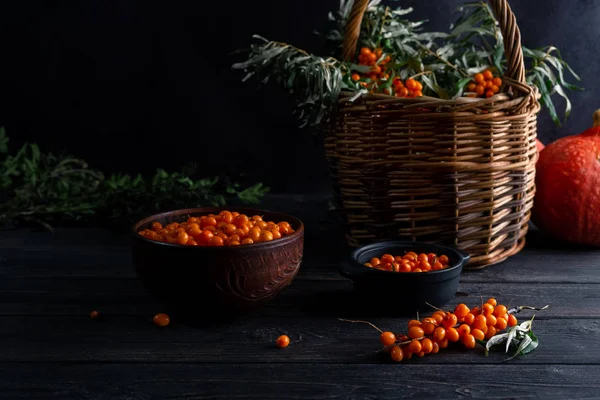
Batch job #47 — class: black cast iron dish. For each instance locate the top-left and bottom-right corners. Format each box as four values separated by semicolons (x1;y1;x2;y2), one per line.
340;241;470;313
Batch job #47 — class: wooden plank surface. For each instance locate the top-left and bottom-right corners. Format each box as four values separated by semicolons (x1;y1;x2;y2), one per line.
0;316;597;364
1;364;599;400
0;277;595;318
2;194;600;399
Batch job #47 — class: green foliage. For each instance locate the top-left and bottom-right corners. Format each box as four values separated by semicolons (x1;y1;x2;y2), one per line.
0;129;269;230
235;0;581;128
232;35;344;128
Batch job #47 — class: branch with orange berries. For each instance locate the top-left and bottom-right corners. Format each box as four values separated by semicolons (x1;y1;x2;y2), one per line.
340;298;549;362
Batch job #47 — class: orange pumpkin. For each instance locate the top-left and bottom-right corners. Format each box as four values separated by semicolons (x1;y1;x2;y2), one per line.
532;110;600;245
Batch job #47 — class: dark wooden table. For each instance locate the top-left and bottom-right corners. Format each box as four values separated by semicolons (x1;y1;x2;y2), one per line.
2;194;600;399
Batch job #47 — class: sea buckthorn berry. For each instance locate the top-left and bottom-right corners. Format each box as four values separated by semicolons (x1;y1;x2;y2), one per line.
492;77;503;86
390;346;404;362
472;328;485;341
471;306;481;316
432;311;446;324
483;70;493;80
485;326;497;339
402;346;413;360
381;254;395;264
406;79;418;90
255;221;268;230
431;341;440;354
176;231;189;245
400;262;411;272
463;313;475;325
442;313;458;329
151;221;163;231
276;335;290;348
153;313;170;327
412;268;423;273
209;236;224;246
486;314;497;326
494;305;508;317
220;211;233;224
259;230;274;242
487;298;497;307
485;90;495;98
370;258;381;267
491;85;500;94
454;303;470;319
351;73;361;81
433;326;446;341
473;315;487;331
446;327;460;342
457;324;471;337
422;321;436;335
408;320;422;327
508;314;518;327
408;339;422;354
474;73;485;84
467;83;477;91
482;303;494;315
421;338;433;354
433;262;444;270
475;85;485;96
462;333;476;349
90;310;100;320
485;80;494;89
248;227;261;242
242;238;254;245
495;317;508;331
438;255;449;265
203;217;217;227
360;47;371;56
380;331;397;346
437;338;449;349
408;326;425;339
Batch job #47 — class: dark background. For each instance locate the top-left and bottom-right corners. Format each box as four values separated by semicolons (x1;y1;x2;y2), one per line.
0;0;597;195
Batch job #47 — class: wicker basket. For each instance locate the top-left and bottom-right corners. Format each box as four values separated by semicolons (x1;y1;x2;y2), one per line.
325;0;540;269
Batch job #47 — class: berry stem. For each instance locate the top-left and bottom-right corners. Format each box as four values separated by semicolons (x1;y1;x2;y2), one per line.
425;302;449;313
338;318;383;333
408;71;433;80
507;305;550;315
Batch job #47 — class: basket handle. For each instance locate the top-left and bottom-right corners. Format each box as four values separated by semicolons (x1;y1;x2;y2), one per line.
341;0;526;85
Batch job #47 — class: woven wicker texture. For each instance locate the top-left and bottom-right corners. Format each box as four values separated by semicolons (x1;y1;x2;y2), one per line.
326;0;540;268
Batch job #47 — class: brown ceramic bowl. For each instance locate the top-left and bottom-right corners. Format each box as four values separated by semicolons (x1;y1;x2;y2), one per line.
131;207;304;318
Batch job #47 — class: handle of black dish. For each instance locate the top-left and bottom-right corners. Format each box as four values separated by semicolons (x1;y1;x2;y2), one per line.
339;260;366;280
457;249;471;265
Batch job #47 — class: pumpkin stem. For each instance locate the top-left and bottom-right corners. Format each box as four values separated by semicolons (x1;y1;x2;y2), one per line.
594;109;600;127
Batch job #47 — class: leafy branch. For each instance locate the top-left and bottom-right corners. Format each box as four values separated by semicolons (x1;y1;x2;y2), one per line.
232;35;344;128
0;129;269;230
234;0;581;128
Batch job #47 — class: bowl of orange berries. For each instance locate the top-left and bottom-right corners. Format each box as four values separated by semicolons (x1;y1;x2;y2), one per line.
340;241;470;312
132;207;304;318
